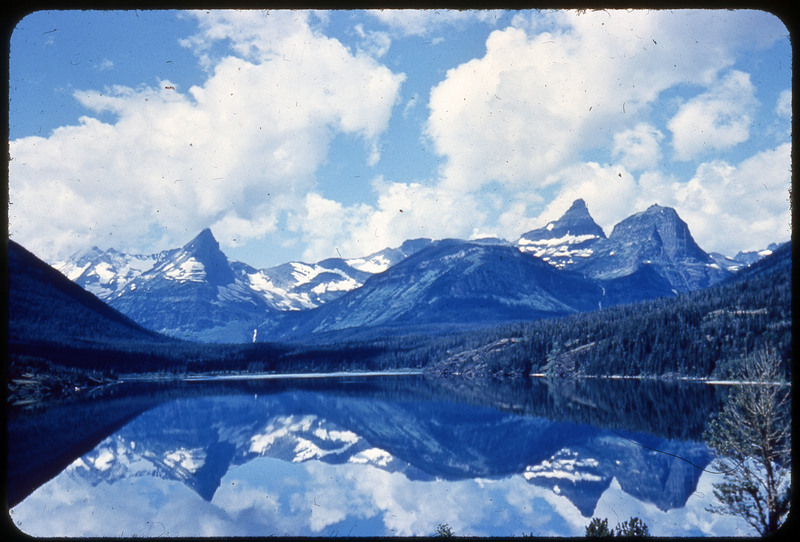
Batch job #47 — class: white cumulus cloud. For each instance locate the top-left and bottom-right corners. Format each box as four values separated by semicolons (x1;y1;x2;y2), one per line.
288;179;486;262
612;123;665;172
426;10;782;193
366;9;501;37
9;10;405;263
775;89;791;117
660;143;792;255
668;70;758;161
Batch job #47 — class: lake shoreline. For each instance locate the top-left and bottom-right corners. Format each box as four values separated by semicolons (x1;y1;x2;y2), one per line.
118;369;788;387
120;369;425;382
528;373;790;386
10;365;787;412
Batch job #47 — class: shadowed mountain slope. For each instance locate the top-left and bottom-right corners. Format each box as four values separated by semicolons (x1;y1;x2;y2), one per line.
8;239;170;347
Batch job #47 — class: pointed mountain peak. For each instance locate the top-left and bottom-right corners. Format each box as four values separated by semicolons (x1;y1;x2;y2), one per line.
566;198;589;214
185;228;218;249
174;228;235;285
516;198;606;268
182;228;227;261
519;199;606;242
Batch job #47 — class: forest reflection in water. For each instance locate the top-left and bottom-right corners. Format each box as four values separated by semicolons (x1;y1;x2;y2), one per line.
8;374;755;536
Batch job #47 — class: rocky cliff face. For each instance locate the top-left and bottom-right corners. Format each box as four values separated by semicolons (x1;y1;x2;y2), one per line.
574;204;727;292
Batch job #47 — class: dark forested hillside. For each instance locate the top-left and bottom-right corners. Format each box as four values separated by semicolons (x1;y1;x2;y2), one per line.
425;241;791;380
7;240;172;348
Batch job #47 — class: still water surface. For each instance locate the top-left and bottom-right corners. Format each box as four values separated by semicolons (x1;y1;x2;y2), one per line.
9;375;755;536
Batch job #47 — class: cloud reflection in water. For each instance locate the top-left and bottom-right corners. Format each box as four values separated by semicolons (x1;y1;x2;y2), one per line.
10;379;755;537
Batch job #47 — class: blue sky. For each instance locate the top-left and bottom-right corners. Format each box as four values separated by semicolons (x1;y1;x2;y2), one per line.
8;9;792;268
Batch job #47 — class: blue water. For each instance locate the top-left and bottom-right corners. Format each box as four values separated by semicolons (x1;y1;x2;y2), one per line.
8;375;754;536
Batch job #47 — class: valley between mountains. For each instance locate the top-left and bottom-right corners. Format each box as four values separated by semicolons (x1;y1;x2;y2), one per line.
7;198;791;400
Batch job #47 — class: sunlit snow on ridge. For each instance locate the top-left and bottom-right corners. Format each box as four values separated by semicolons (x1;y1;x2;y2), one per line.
350;447;394;467
246;271;317;310
56;260;92;281
163;258;206;283
518;233;599;248
311;276;361;295
347;254;393;274
516;233;601;268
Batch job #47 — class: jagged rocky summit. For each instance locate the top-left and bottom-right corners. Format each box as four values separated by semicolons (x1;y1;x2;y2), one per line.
572;204;728;294
516;198;607;268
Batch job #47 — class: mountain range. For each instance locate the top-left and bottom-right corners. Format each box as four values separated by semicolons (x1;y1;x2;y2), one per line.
48;199;771;343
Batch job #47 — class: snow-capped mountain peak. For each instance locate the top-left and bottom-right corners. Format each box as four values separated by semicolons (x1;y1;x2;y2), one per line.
516;199;607;268
53;246;173;301
162;228;235;286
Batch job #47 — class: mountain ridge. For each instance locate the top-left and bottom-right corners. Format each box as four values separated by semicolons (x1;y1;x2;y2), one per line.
258;239;607;340
45;200;777;342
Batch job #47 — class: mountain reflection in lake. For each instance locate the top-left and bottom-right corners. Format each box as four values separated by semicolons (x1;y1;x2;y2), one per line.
9;375;754;537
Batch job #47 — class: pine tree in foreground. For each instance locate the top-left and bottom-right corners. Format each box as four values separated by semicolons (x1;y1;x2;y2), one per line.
703;348;791;535
585;516;650;537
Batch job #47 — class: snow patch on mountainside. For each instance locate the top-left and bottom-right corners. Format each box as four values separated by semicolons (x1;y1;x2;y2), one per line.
347;254;393;274
245;271;312;309
164;447;206;474
518;233;598;248
350;447;394;467
250;415;317;454
311;277;361;295
287;262;364;290
290;263;325;286
517;233;600;268
57;261;92;281
163;258;206;283
93;262;117;284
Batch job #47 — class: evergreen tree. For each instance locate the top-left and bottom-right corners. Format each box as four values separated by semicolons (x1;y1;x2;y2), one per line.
434;523;456;537
614;517;650;536
585;517;613;537
703;348;791;535
586;517;650;537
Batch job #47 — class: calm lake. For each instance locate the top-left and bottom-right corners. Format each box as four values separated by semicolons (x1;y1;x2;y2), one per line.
8;374;756;537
